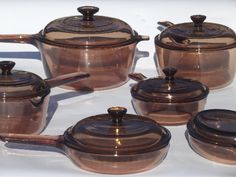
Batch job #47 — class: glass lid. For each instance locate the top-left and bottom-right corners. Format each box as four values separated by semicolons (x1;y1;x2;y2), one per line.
0;61;50;98
63;107;171;155
131;68;209;103
41;6;138;47
156;15;236;50
187;109;236;146
195;109;236;134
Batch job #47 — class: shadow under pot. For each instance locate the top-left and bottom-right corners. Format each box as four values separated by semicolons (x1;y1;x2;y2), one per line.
0;6;149;91
186;109;236;165
129;68;209;126
155;15;236;89
0;107;171;174
0;61;89;134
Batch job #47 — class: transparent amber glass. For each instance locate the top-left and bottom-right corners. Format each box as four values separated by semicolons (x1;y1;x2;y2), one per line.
0;95;49;134
0;6;149;90
156;46;236;89
39;42;136;90
187;133;236;165
0;107;171;174
132;98;207;125
66;144;169;174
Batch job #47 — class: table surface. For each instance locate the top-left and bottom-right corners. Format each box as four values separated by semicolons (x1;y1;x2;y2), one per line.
0;0;236;176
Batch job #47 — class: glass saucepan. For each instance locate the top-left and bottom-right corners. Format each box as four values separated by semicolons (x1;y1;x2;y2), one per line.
0;6;149;91
0;60;89;134
155;15;236;89
129;68;209;125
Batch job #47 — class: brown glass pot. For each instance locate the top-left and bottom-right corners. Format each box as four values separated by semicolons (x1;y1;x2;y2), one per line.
0;61;89;134
0;107;171;174
129;68;209;125
155;15;236;89
0;6;149;91
187;109;236;165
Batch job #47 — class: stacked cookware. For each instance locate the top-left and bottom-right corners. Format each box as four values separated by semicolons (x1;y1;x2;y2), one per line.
0;6;235;174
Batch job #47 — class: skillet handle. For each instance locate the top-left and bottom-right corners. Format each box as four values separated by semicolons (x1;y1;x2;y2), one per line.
0;34;37;46
0;133;64;149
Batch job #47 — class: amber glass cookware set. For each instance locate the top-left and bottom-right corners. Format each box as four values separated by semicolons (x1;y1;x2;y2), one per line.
0;6;235;174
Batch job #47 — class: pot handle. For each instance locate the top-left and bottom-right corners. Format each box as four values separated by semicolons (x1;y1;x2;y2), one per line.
136;35;150;43
0;34;37;46
0;133;64;149
128;73;147;82
45;72;90;88
157;21;174;31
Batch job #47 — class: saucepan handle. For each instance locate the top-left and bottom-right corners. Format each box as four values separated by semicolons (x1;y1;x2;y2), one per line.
0;34;37;46
0;133;64;149
136;35;150;43
128;73;147;82
30;72;90;107
45;72;90;88
157;21;174;31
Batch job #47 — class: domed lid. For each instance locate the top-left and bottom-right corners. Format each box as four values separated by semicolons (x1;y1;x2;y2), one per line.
187;109;236;147
41;6;142;47
155;15;236;50
131;68;209;103
0;61;50;99
63;107;171;155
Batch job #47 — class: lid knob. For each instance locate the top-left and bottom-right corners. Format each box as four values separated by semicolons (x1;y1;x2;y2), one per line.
78;6;99;21
108;107;127;124
191;15;206;28
163;68;177;81
0;61;15;75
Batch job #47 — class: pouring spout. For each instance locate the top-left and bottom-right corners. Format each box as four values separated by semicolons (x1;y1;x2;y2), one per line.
45;72;90;88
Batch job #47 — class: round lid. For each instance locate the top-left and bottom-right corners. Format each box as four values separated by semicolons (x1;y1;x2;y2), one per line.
156;15;236;50
0;61;50;99
63;107;171;155
131;68;209;103
187;109;236;147
41;6;139;47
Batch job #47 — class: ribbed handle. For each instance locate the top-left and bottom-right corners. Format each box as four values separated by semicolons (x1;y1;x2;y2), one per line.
191;15;206;27
78;6;99;21
108;107;127;124
0;61;15;75
163;68;177;81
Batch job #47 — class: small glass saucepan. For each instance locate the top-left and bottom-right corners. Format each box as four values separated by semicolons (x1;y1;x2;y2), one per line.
129;68;209;125
0;60;89;134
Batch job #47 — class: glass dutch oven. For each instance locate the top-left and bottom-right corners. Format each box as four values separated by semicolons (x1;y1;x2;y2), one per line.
0;61;89;134
0;107;171;174
187;109;236;165
0;6;149;91
129;68;209;125
155;15;236;89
